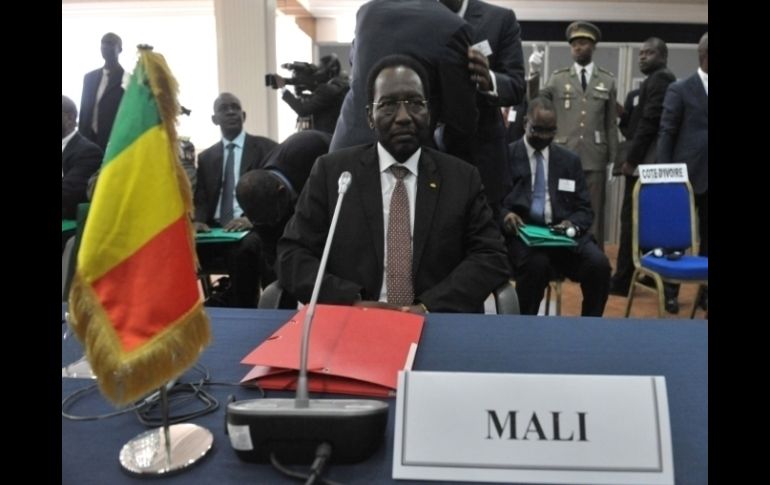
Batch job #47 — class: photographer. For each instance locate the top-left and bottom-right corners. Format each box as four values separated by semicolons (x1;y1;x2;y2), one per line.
269;54;349;135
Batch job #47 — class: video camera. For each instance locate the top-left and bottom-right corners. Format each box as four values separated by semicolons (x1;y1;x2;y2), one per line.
265;61;320;95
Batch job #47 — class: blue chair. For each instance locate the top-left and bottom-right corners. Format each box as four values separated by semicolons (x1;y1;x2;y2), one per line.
624;179;708;318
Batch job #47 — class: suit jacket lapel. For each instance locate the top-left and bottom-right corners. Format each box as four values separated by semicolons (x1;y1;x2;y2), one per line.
240;135;254;175
212;144;225;200
413;150;441;275
356;146;385;270
690;73;708;115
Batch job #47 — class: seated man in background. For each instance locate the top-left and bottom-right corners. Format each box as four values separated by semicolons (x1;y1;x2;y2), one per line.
235;130;332;307
194;92;277;307
62;95;102;221
277;54;510;313
502;97;610;316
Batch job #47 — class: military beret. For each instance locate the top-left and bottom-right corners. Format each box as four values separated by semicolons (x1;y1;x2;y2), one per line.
566;21;601;43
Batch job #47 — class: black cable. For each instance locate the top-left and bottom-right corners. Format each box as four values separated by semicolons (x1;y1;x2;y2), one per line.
62;383;149;421
134;364;219;426
306;442;332;485
269;448;344;485
62;364;219;424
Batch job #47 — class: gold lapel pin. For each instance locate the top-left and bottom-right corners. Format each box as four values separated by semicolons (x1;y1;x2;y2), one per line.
429;182;437;189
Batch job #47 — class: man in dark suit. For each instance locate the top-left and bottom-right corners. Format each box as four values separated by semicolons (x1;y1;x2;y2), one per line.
329;0;478;161
62;95;102;221
278;55;509;313
502;97;610;316
79;33;125;151
611;37;676;309
439;0;526;220
194;92;278;308
657;32;708;309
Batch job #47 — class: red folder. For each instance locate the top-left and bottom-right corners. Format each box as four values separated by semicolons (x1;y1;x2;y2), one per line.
241;304;424;397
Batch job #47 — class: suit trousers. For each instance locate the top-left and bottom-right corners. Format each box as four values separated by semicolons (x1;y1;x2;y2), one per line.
611;174;637;289
508;236;611;316
197;231;276;308
584;170;606;250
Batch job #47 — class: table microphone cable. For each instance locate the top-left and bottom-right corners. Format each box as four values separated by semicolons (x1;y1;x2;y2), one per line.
269;442;343;485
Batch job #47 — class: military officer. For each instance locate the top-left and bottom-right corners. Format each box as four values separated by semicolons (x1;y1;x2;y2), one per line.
527;21;618;250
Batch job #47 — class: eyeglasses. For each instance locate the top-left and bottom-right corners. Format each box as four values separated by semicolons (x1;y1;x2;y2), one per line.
528;125;557;136
372;98;428;116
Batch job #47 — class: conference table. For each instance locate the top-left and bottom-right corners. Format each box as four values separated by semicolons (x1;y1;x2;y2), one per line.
62;307;707;484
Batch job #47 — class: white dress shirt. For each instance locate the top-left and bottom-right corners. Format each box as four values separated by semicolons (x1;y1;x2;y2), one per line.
698;67;708;95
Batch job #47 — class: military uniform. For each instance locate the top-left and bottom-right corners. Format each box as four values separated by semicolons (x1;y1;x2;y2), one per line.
527;21;618;248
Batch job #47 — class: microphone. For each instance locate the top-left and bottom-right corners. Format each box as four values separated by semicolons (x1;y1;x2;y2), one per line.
226;171;389;465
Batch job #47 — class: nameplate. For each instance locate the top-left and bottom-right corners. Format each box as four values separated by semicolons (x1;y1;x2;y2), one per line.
638;163;688;184
393;371;673;484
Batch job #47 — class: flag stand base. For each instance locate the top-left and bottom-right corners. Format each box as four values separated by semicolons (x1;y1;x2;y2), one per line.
119;423;213;476
61;355;95;379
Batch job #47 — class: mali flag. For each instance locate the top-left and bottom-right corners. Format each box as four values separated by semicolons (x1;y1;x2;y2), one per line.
68;47;210;406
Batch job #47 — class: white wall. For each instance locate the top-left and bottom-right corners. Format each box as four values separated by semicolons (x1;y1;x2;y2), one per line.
62;1;220;150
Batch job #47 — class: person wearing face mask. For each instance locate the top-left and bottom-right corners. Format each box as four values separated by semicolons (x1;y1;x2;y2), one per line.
501;97;610;316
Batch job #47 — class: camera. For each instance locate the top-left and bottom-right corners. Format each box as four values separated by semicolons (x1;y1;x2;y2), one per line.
265;61;320;94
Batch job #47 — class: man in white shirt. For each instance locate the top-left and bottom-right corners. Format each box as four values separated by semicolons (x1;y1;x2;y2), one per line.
79;33;125;151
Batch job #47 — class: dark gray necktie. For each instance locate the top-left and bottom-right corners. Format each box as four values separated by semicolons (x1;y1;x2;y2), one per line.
529;150;546;224
581;68;587;92
220;143;236;225
387;165;413;306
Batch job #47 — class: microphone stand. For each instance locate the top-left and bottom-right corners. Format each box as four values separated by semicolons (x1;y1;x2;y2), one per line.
296;171;350;407
226;171;389;465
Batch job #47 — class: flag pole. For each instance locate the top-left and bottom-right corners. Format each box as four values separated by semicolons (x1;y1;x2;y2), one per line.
161;385;172;465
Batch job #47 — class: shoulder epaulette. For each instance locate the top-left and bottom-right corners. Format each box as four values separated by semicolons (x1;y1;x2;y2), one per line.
596;66;615;77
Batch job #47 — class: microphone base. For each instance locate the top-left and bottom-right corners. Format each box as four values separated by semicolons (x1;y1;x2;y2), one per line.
226;398;389;464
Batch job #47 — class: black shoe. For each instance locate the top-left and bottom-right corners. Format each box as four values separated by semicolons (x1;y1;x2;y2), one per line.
609;284;628;297
697;288;708;310
665;297;679;314
609;278;630;296
639;275;656;288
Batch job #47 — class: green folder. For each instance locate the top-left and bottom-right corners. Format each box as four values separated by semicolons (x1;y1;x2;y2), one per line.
62;219;77;233
195;228;249;244
518;224;577;247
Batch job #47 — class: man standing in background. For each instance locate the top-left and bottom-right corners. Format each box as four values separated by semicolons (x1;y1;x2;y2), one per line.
329;0;479;160
528;22;618;250
438;0;526;221
79;33;125;151
657;32;708;310
611;37;676;310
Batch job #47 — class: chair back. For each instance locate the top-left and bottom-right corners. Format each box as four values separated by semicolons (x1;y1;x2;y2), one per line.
493;281;520;315
632;180;698;265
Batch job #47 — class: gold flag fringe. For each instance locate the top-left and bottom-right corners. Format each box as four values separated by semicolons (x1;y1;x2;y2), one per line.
69;273;210;406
